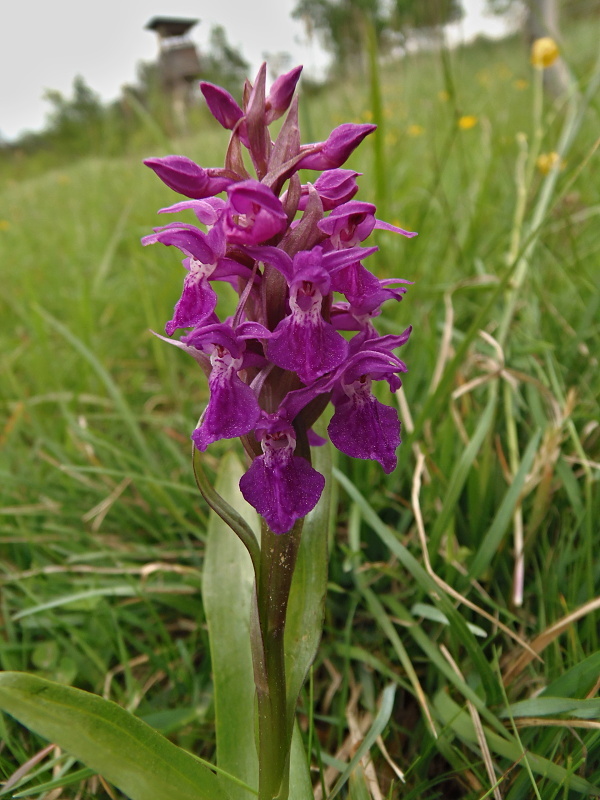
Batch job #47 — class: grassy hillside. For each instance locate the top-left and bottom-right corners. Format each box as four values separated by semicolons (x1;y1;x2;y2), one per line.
1;19;599;798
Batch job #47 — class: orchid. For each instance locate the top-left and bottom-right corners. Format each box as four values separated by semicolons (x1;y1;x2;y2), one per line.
143;63;414;535
142;63;415;800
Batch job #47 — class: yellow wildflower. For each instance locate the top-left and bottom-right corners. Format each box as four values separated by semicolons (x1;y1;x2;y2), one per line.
514;79;529;90
531;37;559;69
407;124;424;137
536;151;564;174
438;90;449;102
0;220;10;231
458;115;478;131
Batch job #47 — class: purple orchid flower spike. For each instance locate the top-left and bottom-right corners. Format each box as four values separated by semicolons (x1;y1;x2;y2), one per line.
142;62;417;538
223;180;288;245
239;412;325;534
144;156;234;199
298;123;377;171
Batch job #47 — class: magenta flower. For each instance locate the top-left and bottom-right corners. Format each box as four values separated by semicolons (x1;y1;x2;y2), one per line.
297;169;362;211
144;156;234;199
297;123;377;170
183;323;265;450
142;64;415;533
200;82;244;131
223;180;288;245
239;413;325;534
142;221;253;335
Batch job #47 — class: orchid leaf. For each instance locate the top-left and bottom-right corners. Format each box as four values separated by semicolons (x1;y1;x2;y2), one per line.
284;428;333;723
202;451;259;799
0;671;231;800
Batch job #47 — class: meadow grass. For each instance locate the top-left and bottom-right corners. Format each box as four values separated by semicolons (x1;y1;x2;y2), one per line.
1;19;599;799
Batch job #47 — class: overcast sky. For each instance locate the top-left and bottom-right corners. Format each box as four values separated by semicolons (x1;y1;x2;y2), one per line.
0;0;515;142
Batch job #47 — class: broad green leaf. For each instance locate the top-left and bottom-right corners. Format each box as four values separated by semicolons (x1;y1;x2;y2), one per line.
202;451;259;799
288;721;314;800
434;689;600;795
285;433;332;721
501;697;600;720
0;671;230;800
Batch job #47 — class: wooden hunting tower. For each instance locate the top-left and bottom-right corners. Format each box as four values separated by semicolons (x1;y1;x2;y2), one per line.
145;16;202;92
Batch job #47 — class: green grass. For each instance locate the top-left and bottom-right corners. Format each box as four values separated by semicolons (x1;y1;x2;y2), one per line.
1;18;600;799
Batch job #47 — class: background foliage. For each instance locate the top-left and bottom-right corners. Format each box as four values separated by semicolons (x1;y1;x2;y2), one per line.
1;12;599;799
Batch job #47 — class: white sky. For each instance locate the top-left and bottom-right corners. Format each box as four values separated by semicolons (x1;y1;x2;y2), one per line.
0;0;515;142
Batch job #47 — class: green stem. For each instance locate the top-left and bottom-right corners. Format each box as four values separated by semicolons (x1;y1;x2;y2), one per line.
255;518;302;800
192;446;261;575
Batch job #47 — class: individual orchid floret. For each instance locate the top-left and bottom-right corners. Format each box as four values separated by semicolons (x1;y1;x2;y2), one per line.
297;123;377;171
247;245;351;383
328;331;411;473
184;322;267;451
297;169;362;211
141;223;252;335
239;413;325;534
200;82;244;131
144;156;234;199
265;65;303;124
319;201;417;250
223;180;288;245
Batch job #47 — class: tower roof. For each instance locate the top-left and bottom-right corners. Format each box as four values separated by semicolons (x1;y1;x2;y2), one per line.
145;17;199;38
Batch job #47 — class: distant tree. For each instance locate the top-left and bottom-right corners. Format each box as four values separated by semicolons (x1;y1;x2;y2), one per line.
292;0;389;74
43;76;105;154
391;0;462;30
292;0;463;74
201;25;250;97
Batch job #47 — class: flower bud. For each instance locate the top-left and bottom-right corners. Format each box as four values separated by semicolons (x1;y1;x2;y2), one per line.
265;66;303;124
200;82;244;129
297;123;377;171
530;37;559;69
144;156;233;199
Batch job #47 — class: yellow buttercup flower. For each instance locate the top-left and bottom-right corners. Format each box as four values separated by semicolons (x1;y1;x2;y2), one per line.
536;151;564;174
531;37;559;69
458;115;478;131
407;124;424;137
